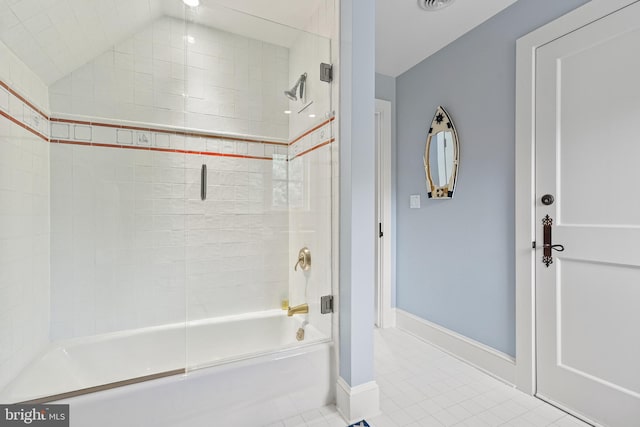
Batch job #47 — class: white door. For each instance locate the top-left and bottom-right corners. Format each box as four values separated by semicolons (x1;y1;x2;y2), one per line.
535;2;640;426
375;99;392;328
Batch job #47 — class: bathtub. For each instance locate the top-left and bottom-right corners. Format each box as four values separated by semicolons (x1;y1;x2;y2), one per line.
0;310;336;426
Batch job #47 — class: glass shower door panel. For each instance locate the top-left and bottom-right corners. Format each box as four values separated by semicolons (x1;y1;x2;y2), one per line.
287;30;334;343
183;1;334;372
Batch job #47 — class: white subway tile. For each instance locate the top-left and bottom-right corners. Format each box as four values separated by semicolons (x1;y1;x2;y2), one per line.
221;140;235;154
154;133;170;148
170;134;185;150
74;125;92;141
89;125;113;145
0;88;8;112
247;143;264;157
117;129;133;145
205;138;220;153
51;123;69;139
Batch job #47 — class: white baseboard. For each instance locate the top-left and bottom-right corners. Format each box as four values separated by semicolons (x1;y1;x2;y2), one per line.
381;307;396;328
396;309;516;385
336;377;380;424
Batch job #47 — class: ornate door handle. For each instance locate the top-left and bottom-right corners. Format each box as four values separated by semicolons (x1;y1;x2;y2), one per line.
542;215;564;267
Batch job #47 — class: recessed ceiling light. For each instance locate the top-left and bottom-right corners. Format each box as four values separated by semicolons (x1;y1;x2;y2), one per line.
185;35;195;44
183;0;200;7
308;114;316;118
284;110;292;115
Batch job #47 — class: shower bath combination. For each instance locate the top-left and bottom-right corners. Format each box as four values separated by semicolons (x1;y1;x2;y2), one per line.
0;0;335;424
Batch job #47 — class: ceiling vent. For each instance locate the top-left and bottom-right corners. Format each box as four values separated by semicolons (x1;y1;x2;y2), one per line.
418;0;455;11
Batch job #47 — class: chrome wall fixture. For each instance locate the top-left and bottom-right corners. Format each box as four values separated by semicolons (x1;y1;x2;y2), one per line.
285;73;307;101
201;164;207;201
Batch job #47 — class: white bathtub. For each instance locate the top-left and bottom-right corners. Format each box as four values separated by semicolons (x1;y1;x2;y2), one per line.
0;310;335;426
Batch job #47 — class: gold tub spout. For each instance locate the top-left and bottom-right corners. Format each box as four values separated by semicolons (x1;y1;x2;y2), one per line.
287;303;309;317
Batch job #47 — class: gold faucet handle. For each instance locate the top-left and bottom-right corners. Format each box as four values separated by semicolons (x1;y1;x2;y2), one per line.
294;247;311;271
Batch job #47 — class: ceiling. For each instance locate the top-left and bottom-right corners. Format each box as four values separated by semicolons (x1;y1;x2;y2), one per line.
376;0;518;77
0;0;324;85
0;0;517;85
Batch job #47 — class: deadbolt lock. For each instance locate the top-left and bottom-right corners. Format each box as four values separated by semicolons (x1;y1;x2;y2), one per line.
541;194;555;206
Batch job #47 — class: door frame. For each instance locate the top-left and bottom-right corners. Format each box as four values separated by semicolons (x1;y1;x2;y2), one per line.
375;99;394;328
514;0;640;395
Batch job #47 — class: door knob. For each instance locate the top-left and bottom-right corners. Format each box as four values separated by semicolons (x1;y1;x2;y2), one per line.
541;194;555;205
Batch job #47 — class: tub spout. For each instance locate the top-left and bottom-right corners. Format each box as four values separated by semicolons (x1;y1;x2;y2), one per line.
287;303;309;317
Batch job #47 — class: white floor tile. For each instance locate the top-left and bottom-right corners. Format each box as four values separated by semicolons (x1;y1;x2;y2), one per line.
262;328;591;427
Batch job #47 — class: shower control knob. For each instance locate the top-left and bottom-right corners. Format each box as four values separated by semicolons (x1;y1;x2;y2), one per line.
294;247;311;272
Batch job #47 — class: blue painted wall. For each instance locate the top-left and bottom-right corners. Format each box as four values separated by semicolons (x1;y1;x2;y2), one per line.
375;73;397;307
394;0;589;356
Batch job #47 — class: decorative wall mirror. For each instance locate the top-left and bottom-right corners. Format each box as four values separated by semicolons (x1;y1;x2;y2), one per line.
423;106;460;198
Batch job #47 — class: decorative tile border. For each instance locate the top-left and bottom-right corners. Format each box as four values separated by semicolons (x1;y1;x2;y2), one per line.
289;117;335;161
0;80;49;122
0;78;334;161
0;81;49;141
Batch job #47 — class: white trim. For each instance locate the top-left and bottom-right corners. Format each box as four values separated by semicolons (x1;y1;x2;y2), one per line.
536;394;604;427
388;308;397;328
514;0;640;395
375;99;394;328
396;310;515;385
336;377;380;424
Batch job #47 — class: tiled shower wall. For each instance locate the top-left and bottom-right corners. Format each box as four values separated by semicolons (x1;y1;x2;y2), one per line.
0;41;50;390
49;16;290;140
0;10;334;345
49;140;289;339
48;18;295;339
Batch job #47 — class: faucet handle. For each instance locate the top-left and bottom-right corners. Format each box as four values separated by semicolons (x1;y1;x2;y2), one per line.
294;247;311;271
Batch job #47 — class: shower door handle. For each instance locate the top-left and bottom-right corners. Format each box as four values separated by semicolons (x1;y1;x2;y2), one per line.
201;164;207;201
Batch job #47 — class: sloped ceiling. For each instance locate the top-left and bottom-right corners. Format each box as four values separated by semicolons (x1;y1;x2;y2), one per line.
1;0;519;85
0;0;163;85
0;0;323;85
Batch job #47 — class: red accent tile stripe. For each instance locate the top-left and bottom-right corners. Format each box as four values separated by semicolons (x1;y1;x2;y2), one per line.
50;139;273;160
0;80;49;120
0;110;49;142
50;117;289;146
289;116;335;146
290;138;335;160
1;79;333;161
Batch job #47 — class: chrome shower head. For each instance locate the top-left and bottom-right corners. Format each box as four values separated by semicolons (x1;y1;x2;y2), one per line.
284;88;298;101
285;73;307;101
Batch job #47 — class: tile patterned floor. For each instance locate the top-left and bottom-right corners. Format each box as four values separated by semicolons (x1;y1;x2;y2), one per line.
265;328;591;427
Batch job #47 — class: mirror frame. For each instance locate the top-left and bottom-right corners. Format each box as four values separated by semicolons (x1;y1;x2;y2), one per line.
423;106;460;199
